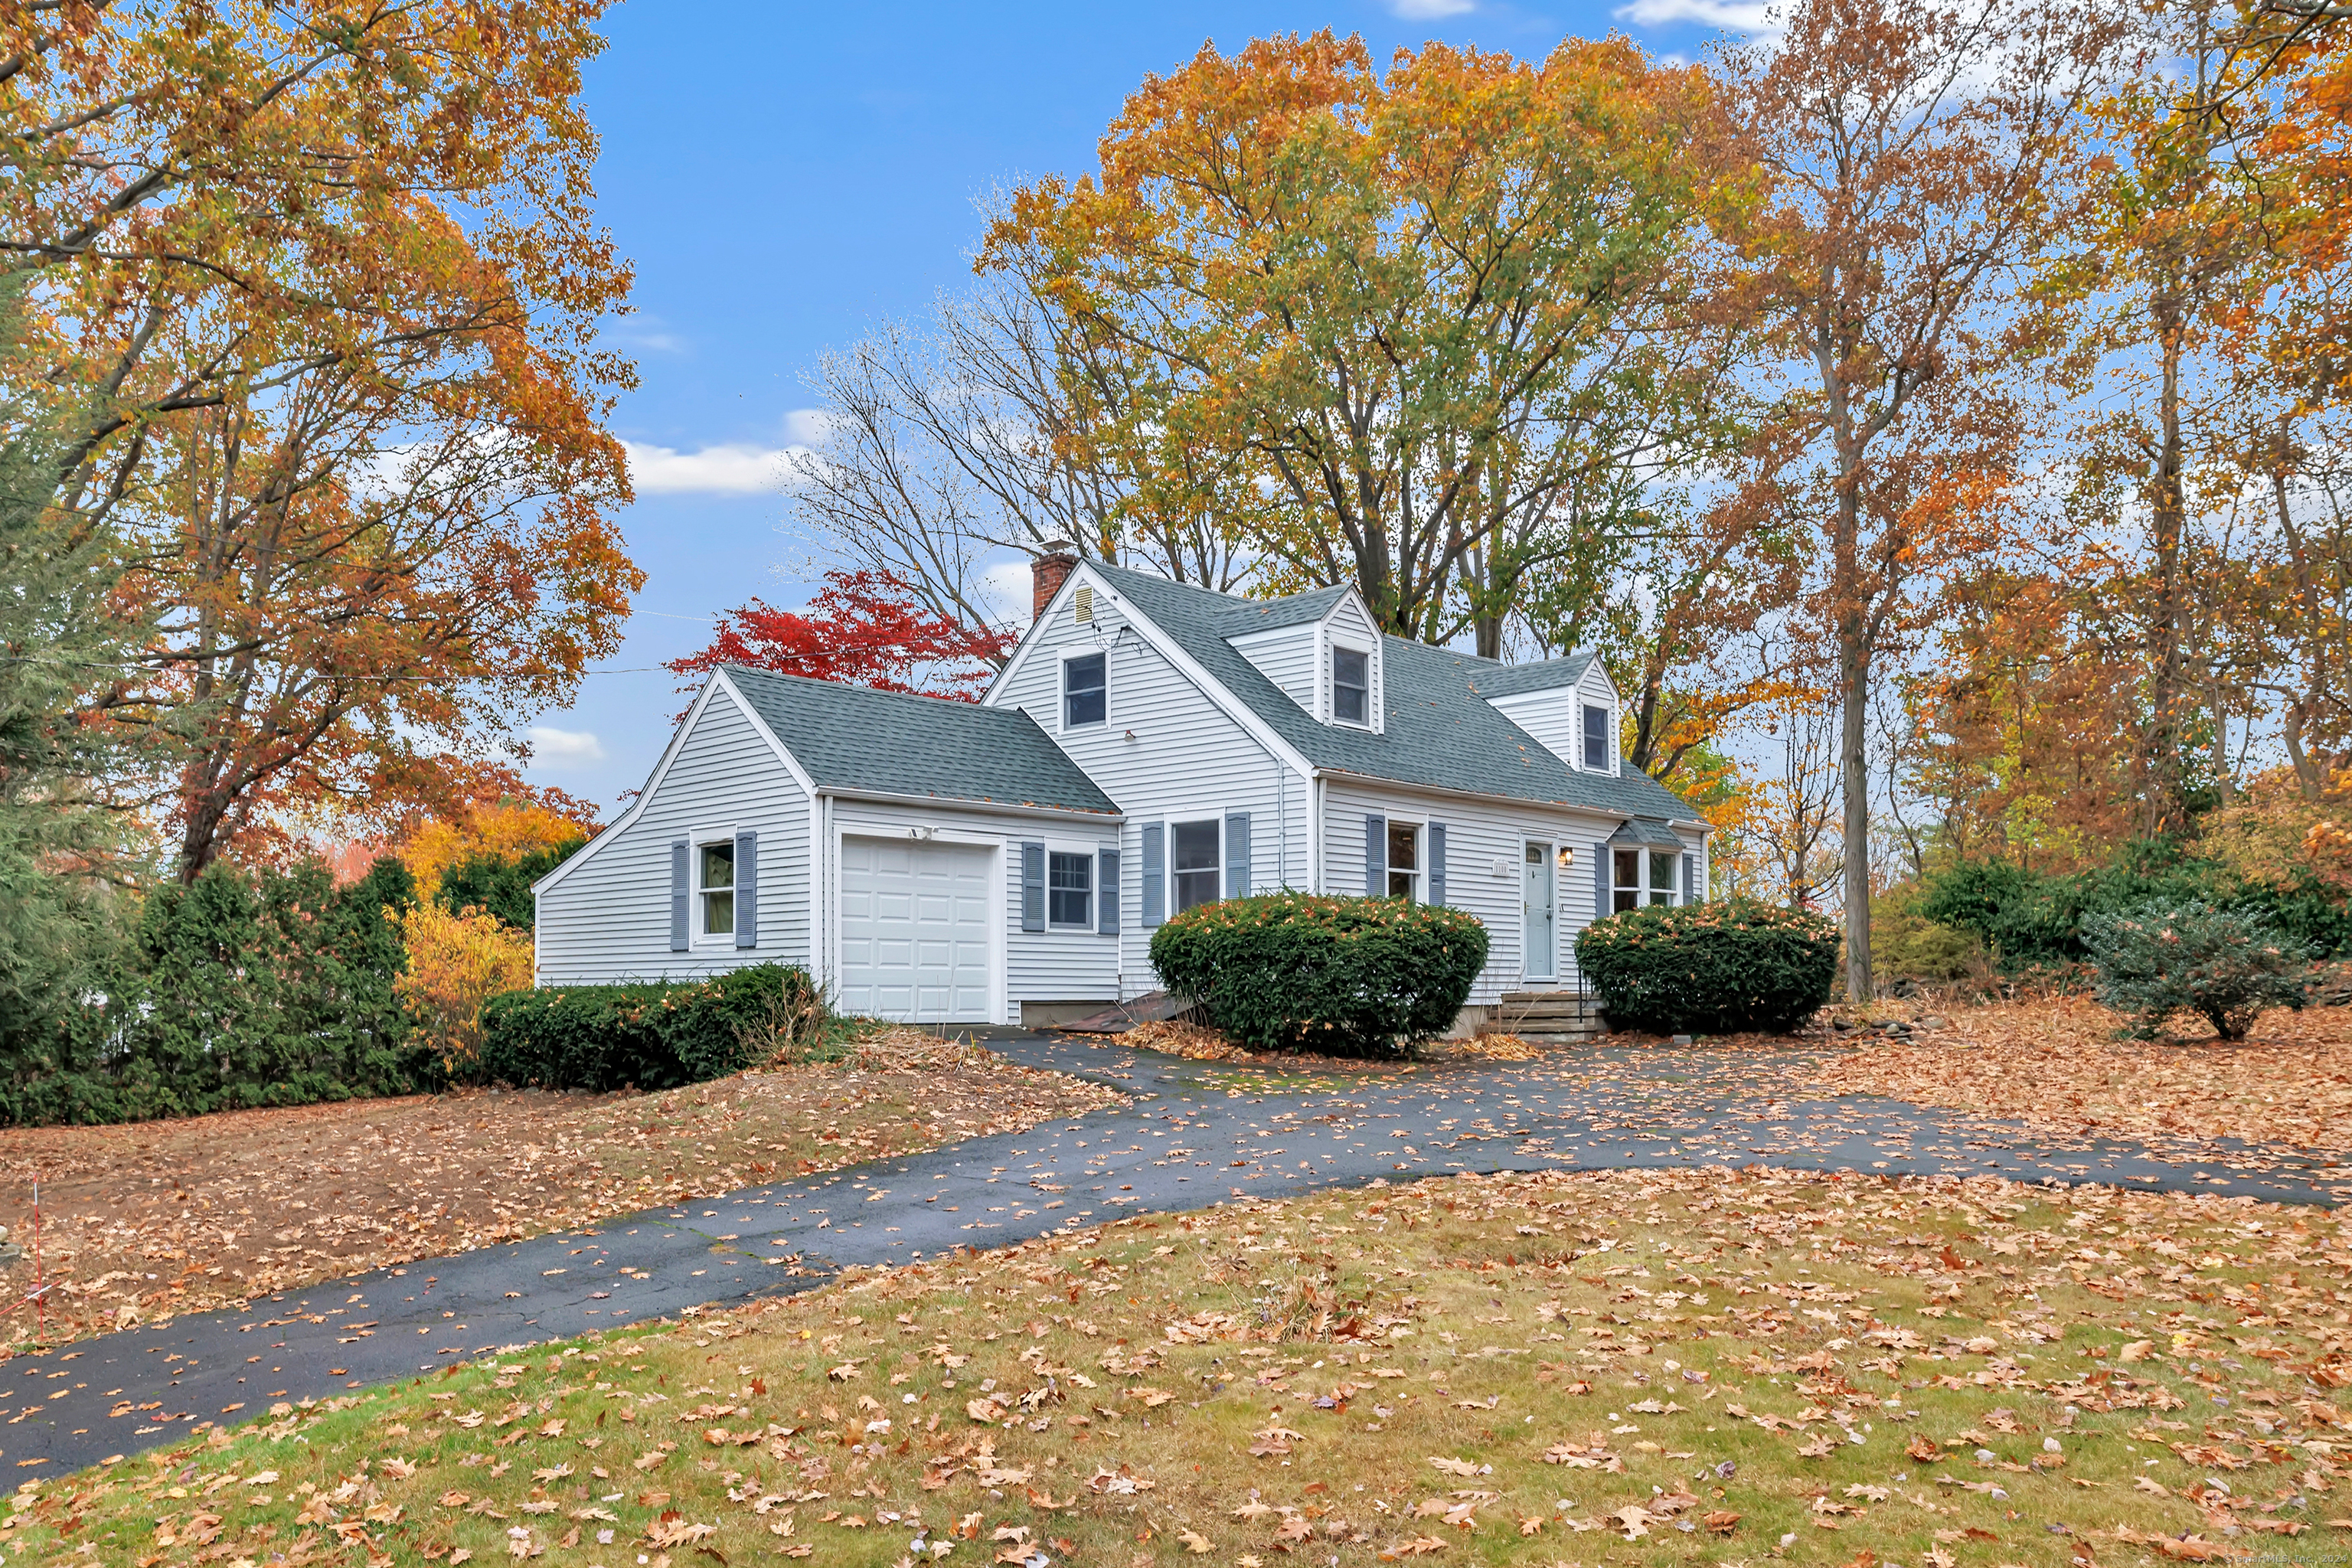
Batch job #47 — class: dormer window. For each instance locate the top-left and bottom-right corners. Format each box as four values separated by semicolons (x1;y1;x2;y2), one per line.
1333;646;1370;725
1582;703;1611;770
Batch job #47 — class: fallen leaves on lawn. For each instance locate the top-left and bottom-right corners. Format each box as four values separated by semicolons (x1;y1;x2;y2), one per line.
0;1032;1123;1351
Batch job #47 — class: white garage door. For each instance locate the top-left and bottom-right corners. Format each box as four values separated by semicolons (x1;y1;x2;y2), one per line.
837;836;995;1022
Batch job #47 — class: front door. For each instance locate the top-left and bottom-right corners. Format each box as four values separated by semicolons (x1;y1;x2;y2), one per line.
1522;842;1555;983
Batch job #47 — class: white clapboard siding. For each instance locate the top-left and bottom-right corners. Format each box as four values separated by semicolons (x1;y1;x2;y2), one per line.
535;684;810;984
828;798;1118;1011
1227;622;1318;717
1320;779;1625;1002
991;579;1308;994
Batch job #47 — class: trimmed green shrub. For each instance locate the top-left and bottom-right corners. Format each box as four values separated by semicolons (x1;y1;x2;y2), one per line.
2081;902;2311;1040
476;963;824;1091
0;856;432;1126
1575;897;1841;1035
1147;893;1488;1056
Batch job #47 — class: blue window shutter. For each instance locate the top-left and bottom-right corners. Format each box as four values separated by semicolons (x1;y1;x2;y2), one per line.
1099;848;1121;935
1682;851;1697;906
670;838;690;951
1021;841;1046;933
1365;815;1386;897
1225;812;1251;899
1140;823;1165;928
1428;822;1447;906
1593;842;1610;921
736;829;759;947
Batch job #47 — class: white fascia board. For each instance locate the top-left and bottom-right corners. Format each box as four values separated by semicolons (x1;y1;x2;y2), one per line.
532;672;722;898
712;668;819;796
815;785;1124;824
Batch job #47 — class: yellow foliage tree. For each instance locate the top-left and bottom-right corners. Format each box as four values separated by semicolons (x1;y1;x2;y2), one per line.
400;800;591;906
394;903;535;1074
393;799;586;1067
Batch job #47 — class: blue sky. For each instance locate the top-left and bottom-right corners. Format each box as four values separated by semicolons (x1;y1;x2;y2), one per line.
523;0;1757;812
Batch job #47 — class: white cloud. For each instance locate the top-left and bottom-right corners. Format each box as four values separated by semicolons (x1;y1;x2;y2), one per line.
782;407;837;446
1612;0;1775;28
624;439;803;495
526;726;606;765
1387;0;1475;15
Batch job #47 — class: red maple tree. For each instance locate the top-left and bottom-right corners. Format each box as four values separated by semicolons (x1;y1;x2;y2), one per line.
665;568;1012;704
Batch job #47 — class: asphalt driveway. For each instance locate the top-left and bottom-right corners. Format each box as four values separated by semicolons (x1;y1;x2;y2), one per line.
2;1031;2341;1475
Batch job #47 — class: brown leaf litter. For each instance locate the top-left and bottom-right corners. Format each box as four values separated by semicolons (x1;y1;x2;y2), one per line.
0;1027;1121;1353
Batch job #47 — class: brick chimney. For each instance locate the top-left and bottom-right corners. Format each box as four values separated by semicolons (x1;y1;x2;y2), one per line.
1031;539;1079;622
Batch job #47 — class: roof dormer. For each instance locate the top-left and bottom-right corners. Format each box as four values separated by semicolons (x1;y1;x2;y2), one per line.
1480;652;1618;774
1224;586;1385;733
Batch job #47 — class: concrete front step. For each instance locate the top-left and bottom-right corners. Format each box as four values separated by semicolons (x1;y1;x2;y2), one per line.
1488;991;1609;1041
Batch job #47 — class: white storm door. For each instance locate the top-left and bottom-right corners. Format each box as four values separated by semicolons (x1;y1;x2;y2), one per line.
837;835;994;1022
1523;842;1556;984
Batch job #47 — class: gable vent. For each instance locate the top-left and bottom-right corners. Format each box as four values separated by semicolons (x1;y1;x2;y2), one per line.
1073;585;1094;624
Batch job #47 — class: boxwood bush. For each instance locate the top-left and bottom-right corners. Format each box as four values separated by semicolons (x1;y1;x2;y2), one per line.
1147;893;1488;1056
2081;901;2311;1040
1575;897;1841;1035
476;963;824;1091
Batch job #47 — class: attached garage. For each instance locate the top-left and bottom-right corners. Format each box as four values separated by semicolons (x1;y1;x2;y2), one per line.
835;835;995;1023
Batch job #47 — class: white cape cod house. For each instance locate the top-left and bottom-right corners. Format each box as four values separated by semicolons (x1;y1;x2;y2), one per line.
533;550;1710;1030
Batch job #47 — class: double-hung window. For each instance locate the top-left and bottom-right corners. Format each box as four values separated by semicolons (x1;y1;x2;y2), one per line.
1063;652;1107;727
1582;704;1612;771
1332;645;1370;725
1610;848;1641;914
1047;851;1093;928
699;840;736;936
1649;850;1677;906
1386;820;1420;901
1171;820;1220;913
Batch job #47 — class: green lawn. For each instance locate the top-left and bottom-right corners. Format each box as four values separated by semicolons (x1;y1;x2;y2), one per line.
24;1166;2350;1567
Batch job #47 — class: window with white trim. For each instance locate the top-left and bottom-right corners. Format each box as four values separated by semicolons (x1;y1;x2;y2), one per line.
1047;851;1093;928
1063;651;1107;727
1386;820;1420;902
1332;645;1370;725
1171;819;1220;913
1582;704;1612;770
698;839;736;936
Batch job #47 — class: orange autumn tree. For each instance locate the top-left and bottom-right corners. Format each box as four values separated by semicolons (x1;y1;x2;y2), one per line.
1718;0;2126;998
0;1;641;879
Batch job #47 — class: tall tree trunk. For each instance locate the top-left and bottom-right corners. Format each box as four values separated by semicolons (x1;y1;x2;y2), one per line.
2145;298;2190;839
1839;615;1873;1002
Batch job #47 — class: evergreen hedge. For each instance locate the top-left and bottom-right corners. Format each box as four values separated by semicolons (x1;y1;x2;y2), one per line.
1147;893;1488;1056
0;857;433;1126
1575;897;1841;1035
1921;844;2352;969
476;963;823;1091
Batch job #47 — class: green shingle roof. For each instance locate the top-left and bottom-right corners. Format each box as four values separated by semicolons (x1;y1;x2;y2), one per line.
1088;563;1701;826
1473;651;1600;697
723;666;1119;816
